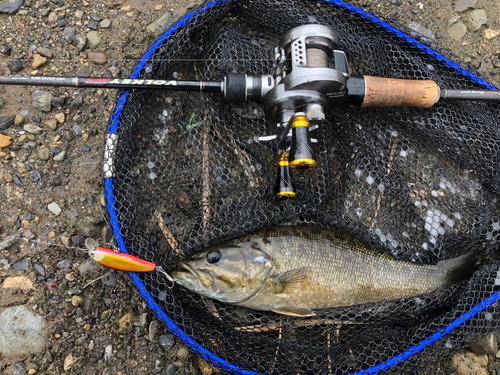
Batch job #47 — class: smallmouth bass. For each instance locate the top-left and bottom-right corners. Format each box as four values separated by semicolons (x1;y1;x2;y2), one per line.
172;226;476;317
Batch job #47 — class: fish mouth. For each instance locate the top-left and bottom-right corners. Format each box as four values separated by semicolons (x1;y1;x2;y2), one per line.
174;261;214;288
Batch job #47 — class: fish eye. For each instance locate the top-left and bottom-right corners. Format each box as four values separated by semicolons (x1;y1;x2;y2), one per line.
206;250;221;264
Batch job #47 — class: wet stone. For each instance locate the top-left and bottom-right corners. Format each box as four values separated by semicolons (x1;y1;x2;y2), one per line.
0;115;15;130
58;19;68;27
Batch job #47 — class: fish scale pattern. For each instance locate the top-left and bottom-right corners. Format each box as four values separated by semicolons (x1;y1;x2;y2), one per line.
103;0;500;373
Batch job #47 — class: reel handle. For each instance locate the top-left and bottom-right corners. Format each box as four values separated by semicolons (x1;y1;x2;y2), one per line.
348;76;441;108
289;116;316;171
275;152;296;199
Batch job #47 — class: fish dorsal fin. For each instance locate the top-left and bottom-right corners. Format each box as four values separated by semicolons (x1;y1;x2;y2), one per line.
271;307;316;317
271;267;310;294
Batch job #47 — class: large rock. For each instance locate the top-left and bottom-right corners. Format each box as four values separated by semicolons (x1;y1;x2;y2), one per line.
0;115;15;130
0;0;23;14
77;217;100;237
469;333;498;356
86;31;102;48
468;9;487;32
452;350;488;375
454;0;477;12
448;21;467;40
146;11;172;36
0;305;48;357
32;90;53;112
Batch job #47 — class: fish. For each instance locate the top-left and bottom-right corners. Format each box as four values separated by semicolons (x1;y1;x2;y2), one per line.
171;226;476;317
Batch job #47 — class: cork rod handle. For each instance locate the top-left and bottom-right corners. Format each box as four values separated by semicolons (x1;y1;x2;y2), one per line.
362;76;441;108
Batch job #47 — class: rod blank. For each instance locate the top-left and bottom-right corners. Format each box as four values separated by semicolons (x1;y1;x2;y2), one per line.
0;75;223;93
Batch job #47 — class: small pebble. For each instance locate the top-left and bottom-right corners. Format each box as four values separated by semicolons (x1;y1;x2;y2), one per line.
32;54;47;69
72;295;84;307
159;333;176;348
72;125;83;136
57;259;70;269
54;150;66;162
38;148;50;161
0;134;13;148
14;114;24;126
58;19;68;28
55;113;65;123
36;47;53;58
45;119;58;130
100;19;111;28
88;52;108;65
48;202;62;215
10;60;23;72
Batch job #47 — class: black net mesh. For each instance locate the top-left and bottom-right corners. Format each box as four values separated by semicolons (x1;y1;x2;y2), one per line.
103;1;500;373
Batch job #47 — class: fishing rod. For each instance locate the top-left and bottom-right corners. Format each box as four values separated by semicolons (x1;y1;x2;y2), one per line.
1;24;499;199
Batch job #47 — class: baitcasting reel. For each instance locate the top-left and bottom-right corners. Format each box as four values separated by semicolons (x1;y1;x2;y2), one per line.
2;24;500;200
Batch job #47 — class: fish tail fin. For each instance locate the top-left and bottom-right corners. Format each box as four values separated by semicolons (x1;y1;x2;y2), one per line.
438;252;477;286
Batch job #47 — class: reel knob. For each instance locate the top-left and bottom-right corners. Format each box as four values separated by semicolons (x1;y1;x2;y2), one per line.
275;152;296;199
289;116;316;170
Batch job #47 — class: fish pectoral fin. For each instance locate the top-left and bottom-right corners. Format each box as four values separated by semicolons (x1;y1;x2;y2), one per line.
271;267;310;294
271;307;316;317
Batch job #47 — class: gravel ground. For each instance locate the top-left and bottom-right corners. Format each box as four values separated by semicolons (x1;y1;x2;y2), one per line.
1;0;500;374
